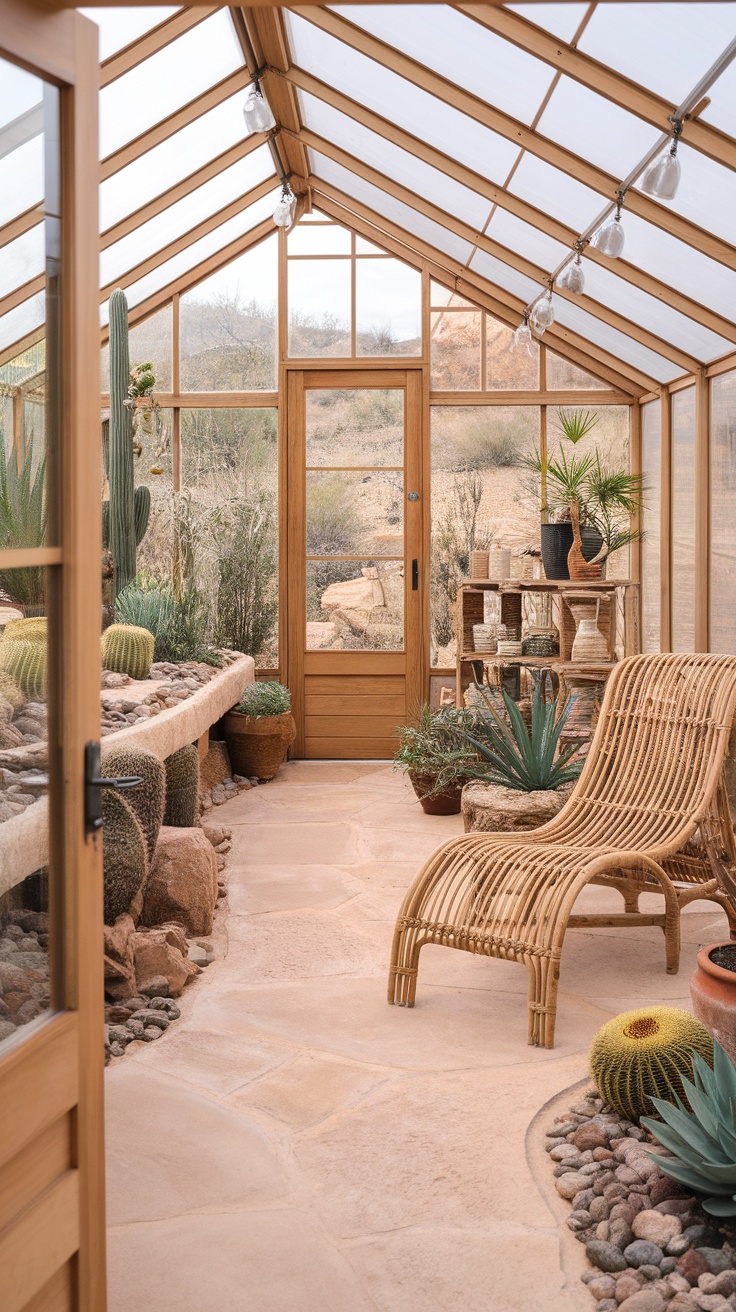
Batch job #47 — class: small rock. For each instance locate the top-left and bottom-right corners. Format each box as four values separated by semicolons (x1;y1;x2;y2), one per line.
625;1241;665;1268
589;1275;617;1300
126;1019;145;1038
129;1009;168;1030
108;1026;133;1046
699;1273;736;1298
691;1296;733;1312
678;1252;710;1286
574;1188;596;1211
617;1273;646;1301
696;1251;733;1277
556;1172;590;1200
669;1297;698;1312
551;1144;582;1161
138;976;170;998
633;1211;683;1248
668;1238;693;1258
586;1240;629;1273
639;1265;663;1282
651;1176;689;1206
109;1042;126;1057
0;1018;16;1040
575;1123;610;1152
617;1291;666;1312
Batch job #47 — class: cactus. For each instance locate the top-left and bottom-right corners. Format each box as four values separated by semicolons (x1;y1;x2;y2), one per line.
102;789;148;924
590;1006;713;1122
164;743;200;827
101;622;154;681
0;638;47;699
0;670;24;711
107;288;150;600
101;744;165;864
3;616;47;643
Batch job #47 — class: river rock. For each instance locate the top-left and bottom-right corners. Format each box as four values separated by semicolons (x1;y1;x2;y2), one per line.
625;1241;665;1268
557;1171;590;1200
142;827;218;936
699;1272;736;1298
131;929;197;997
586;1240;628;1273
633;1211;682;1248
617;1291;666;1312
461;781;572;833
677;1252;710;1286
696;1250;733;1276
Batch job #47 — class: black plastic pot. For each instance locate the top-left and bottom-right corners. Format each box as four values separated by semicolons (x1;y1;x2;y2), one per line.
540;522;573;580
579;526;604;562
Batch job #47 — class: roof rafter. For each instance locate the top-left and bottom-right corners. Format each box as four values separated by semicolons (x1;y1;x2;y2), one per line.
0;274;45;320
0;102;43;162
0;206;44;250
292;6;736;272
0;327;44;372
281;64;736;347
309;175;652;394
457;4;736;173
99;7;219;88
295;128;699;373
238;6;309;188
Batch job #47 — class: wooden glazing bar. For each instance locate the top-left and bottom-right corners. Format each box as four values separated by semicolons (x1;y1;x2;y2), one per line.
99;6;218;87
659;387;672;652
0;205;44;249
694;369;710;652
0;273;45;319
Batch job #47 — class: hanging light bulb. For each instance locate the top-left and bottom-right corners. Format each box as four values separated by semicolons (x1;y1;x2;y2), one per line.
273;181;296;229
557;247;585;295
510;312;534;357
641;118;683;201
530;288;555;335
243;80;276;134
591;193;626;260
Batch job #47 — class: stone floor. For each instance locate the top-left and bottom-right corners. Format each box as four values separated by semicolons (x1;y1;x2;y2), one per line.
106;762;730;1312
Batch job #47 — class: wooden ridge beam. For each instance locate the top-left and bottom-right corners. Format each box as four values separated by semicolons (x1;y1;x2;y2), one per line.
282;64;736;346
99;7;219;87
292;6;736;271
457;5;736;174
242;6;309;188
295;128;699;373
100;175;277;300
310;177;649;394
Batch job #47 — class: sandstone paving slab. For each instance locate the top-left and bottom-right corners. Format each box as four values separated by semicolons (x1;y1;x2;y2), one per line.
230;820;361;865
333;859;424;889
223;910;385;982
121;1025;291;1098
218;787;376;828
106;1065;291;1225
227;863;363;915
266;761;388;785
107;1210;379;1312
355;823;462;865
232;1051;398;1132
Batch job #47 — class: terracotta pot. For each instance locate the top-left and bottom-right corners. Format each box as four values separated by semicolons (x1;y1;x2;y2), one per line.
409;772;464;815
690;941;736;1065
223;709;296;781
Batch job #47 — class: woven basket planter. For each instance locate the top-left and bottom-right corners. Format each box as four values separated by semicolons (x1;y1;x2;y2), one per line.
223;709;296;781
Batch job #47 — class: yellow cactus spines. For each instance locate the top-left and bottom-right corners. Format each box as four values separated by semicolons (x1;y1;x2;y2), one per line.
101;622;154;681
3;617;47;644
0;638;47;700
590;1006;714;1122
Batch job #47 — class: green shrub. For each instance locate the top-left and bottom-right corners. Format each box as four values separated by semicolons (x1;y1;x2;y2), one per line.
236;681;290;717
116;577;219;665
215;493;277;659
394;704;479;798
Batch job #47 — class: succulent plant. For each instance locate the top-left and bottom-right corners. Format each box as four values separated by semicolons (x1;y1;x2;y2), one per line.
101;744;165;864
459;679;583;793
164;743;200;827
236;681;291;717
107;288;150;600
101;622;154;681
102;485;150;555
0;637;47;699
642;1041;736;1216
3;616;47;643
102;789;148;924
590;1006;713;1122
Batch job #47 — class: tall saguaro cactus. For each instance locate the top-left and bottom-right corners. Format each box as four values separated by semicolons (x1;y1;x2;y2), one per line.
108;288;136;600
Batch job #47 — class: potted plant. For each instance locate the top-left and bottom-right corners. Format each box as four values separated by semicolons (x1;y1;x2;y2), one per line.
690;941;736;1067
224;680;295;781
533;409;600;580
570;453;645;580
394;704;479;815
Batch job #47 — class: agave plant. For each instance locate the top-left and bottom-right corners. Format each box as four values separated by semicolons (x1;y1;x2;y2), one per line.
461;679;583;793
641;1041;736;1216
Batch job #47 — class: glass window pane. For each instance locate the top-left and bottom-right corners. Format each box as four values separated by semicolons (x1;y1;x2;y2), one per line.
430;282;474;309
546;351;608;390
0;137;44;227
0;225;45;301
469;249;540;304
703;59;736;139
537;77;659;177
622;211;736;325
508;4;589;42
672;387;696;653
486;207;568;270
102;306;172;392
180;236;278;391
288;259;351;358
306;388;404;467
134;405;173;581
550;298;683;384
648;144;736;248
431;310;482;390
508;153;607;231
487;316;539;389
356;259;421;356
80;7;179;60
99;11;242;157
306;559;404;651
0;295;45;355
710;370;736;653
288;222;352;256
307;470;403;556
641;399;661;654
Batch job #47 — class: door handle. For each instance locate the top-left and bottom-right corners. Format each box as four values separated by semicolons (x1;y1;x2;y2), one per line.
85;740;143;835
411;559;419;591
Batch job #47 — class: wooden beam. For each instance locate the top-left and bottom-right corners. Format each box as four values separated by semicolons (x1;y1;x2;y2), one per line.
242;6;309;187
707;348;736;379
311;180;647;394
293;6;736;271
282;64;736;346
0;274;44;319
0;206;44;250
0;101;43;162
296;128;698;372
659;387;672;652
457;5;736;173
0;326;44;370
694;368;710;651
100;66;251;181
99;7;218;87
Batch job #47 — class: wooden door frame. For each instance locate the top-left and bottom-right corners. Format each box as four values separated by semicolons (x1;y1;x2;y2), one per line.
283;364;428;757
0;7;105;1310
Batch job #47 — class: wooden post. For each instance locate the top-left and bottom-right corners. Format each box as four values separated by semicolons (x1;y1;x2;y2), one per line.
659;387;672;652
694;368;710;652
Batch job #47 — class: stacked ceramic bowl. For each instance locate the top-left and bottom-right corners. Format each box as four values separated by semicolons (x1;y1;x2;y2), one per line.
497;639;523;658
472;623;497;653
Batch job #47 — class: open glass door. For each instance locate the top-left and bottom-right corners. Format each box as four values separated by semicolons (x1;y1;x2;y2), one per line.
286;369;424;758
0;10;105;1310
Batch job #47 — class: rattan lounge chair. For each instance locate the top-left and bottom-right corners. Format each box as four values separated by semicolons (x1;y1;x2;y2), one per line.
388;653;736;1048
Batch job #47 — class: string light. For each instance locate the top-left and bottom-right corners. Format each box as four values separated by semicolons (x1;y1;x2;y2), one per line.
557;242;585;295
510;310;534;356
273;180;297;229
590;190;626;260
530;286;555;334
641;117;683;200
243;79;276;133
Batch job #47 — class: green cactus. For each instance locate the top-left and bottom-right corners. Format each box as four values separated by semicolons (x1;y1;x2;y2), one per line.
0;638;47;699
102;789;148;924
101;623;154;681
164;743;200;827
101;744;165;864
3;616;47;643
108;288;150;600
134;485;151;546
590;1006;713;1121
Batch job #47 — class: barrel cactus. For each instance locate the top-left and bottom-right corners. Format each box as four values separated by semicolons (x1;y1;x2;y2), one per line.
107;288;150;600
102;789;148;924
3;616;47;643
101;622;154;681
590;1006;713;1121
0;638;47;699
101;744;165;864
0;670;24;711
164;743;200;827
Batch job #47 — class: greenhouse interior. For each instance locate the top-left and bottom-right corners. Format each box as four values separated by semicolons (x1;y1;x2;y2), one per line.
2;1;736;1309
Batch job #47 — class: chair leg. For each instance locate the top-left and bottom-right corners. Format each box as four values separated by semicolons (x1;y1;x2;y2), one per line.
664;897;681;975
623;887;640;913
388;920;422;1007
527;954;560;1049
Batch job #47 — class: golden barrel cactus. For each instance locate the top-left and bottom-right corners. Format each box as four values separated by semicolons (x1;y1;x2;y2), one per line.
590;1006;714;1121
101;623;154;681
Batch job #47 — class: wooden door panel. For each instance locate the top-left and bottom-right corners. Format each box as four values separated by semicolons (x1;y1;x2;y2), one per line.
305;675;406;697
0;1113;72;1233
23;1264;74;1312
305;738;397;760
304;715;404;740
0;1170;79;1312
304;695;406;717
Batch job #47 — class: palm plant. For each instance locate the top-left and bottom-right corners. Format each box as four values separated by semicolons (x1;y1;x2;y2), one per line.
460;680;583;792
583;454;646;563
641;1041;736;1217
555;407;600;445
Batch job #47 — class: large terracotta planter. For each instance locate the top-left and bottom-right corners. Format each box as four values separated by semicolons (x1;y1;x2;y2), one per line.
223;709;296;781
409;772;464;815
690;941;736;1065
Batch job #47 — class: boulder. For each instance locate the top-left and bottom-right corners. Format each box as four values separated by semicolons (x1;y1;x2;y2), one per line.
461;781;573;834
131;928;198;997
104;953;136;1000
306;622;339;650
320;575;381;614
142;827;218;936
103;913;136;998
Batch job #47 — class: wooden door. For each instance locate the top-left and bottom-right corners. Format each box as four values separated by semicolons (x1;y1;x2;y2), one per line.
286;369;425;758
0;7;106;1310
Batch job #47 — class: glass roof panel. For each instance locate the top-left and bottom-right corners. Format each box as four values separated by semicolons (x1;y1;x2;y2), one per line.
0;61;43;129
310;152;474;264
578;3;736;103
0;137;44;225
100;93;247;229
284;13;521;181
506;4;589;43
288;222;352;255
621;211;736;321
0;225;45;299
101;148;274;286
469;249;540;305
99;10;242;157
702;58;736;138
550;298;683;383
331;5;556;125
634;143;736;247
507;153;607;230
537;77;660;177
79;7;179;61
299;93;491;230
0;293;44;354
485;208;568;270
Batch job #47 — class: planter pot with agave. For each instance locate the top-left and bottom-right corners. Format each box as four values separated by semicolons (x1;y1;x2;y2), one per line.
690;941;736;1067
224;680;295;781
